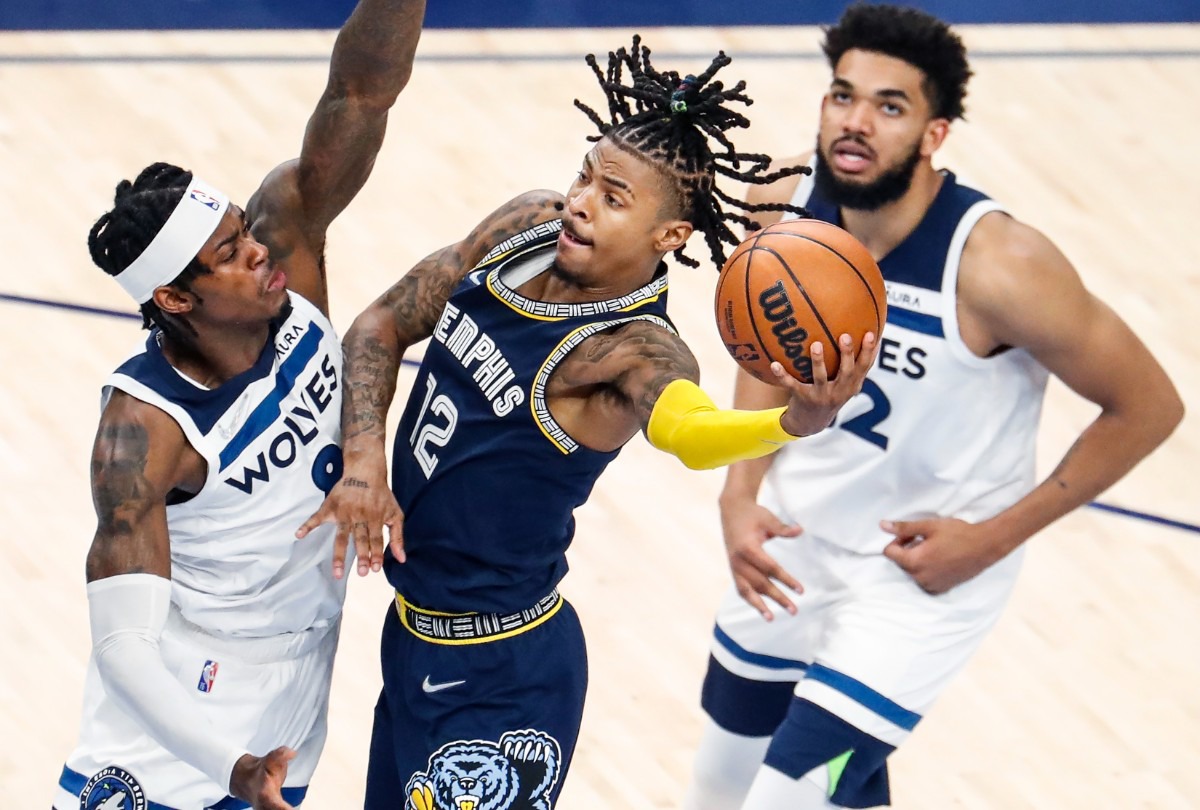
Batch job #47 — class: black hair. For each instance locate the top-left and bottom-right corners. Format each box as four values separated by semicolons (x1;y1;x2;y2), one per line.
822;3;971;121
574;36;809;269
87;162;211;344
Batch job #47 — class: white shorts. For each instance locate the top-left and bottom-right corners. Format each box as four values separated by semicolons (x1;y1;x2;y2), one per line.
54;611;340;810
710;533;1023;747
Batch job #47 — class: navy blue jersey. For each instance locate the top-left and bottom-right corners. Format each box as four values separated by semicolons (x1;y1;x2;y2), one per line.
389;219;675;613
804;169;989;296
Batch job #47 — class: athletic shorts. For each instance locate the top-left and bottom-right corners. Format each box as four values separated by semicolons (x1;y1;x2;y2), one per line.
54;612;339;810
701;534;1023;805
365;590;588;810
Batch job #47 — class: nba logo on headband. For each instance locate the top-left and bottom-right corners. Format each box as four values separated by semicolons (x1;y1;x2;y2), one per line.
114;176;231;304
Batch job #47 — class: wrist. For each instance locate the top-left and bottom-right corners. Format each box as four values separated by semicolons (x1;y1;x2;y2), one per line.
341;438;388;468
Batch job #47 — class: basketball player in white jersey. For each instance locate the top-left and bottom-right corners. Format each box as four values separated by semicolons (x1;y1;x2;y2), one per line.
683;5;1184;808
53;2;425;809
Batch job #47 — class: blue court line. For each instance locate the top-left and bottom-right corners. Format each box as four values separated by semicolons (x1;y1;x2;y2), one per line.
0;290;424;367
1085;501;1200;535
2;48;1200;66
4;289;1197;536
0;291;141;321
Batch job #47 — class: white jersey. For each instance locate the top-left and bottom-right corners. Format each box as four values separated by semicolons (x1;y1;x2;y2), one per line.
764;166;1049;554
103;291;345;637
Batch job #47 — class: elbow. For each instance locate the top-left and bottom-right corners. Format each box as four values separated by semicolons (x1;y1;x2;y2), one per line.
1162;388;1186;440
345;305;399;349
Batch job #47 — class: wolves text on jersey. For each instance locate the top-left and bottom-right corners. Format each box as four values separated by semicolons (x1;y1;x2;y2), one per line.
222;352;339;494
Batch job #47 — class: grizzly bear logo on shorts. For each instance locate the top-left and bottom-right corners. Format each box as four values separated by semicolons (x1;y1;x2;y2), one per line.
405;729;561;810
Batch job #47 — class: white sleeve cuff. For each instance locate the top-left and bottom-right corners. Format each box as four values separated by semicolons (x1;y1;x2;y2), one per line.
87;573;249;789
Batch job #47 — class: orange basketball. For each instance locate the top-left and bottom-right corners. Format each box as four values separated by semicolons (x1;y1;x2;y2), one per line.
714;219;886;383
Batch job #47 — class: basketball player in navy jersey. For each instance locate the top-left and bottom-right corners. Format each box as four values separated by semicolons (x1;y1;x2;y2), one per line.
682;5;1184;809
55;2;425;809
296;39;876;808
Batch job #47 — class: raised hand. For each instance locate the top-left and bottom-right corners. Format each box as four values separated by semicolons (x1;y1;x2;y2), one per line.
777;332;878;438
296;459;405;578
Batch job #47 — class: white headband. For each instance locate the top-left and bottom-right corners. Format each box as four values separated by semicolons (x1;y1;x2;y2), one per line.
115;177;230;304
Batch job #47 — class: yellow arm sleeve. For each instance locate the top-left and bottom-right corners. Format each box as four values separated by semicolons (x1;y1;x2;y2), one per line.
646;378;796;470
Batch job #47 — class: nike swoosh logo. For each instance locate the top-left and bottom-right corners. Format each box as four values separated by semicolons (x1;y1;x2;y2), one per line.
422;675;467;694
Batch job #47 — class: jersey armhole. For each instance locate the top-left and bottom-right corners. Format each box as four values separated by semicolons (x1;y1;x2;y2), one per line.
940;201;1007;369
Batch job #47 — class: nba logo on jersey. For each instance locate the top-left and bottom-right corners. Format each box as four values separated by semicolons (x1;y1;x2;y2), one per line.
197;660;219;693
188;188;221;210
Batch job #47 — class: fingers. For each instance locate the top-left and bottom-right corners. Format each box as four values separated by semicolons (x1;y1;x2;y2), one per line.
880;519;929;541
361;519;385;576
858;331;879;369
353;521;374;577
836;333;855;379
266;746;297;767
294;503;331;540
809;341;829;385
732;548;802;620
259;747;297;810
389;526;407;564
331;520;352;580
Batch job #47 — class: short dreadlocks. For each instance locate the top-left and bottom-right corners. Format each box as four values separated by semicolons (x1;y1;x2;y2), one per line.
574;36;809;270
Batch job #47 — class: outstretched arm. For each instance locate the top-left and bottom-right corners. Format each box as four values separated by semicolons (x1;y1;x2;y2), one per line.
86;394;295;809
883;216;1185;593
298;191;565;575
296;0;425;237
250;0;426;314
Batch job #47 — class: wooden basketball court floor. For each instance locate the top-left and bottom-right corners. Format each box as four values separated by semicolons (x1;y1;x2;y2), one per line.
1;22;1197;809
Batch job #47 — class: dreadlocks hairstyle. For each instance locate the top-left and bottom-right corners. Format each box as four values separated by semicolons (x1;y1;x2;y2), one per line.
822;3;971;122
87;162;212;345
573;36;810;270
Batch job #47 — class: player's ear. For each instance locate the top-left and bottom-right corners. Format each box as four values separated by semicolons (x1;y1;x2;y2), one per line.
152;285;195;316
654;219;693;253
921;118;950;157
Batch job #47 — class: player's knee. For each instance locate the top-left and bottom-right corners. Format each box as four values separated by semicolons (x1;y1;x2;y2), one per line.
684;719;772;810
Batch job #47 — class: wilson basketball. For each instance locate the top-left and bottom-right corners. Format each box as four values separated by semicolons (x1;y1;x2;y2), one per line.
714;219;887;383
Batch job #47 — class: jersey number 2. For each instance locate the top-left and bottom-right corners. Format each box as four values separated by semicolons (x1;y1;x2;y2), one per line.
838;379;890;450
410;373;459;478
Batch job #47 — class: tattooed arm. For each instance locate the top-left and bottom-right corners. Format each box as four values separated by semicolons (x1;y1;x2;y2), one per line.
86;393;294;809
551;319;875;460
86;394;182;583
297;190;566;575
248;0;426;316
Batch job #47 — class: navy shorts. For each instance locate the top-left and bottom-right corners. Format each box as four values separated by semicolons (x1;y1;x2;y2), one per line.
701;655;895;808
365;592;588;810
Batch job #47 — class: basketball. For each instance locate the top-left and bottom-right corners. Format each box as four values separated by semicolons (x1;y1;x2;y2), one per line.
714;219;887;383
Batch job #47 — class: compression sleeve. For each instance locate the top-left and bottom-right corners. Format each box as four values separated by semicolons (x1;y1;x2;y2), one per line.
88;574;249;790
646;378;797;470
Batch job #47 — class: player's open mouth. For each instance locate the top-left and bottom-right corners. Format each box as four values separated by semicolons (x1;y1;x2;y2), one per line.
265;267;287;292
831;138;874;173
559;225;593;248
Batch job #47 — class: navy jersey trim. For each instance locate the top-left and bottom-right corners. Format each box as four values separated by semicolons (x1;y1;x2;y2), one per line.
714;624;810;671
113;330;276;436
476;218;562;267
217;322;324;470
805;663;922;731
885;306;944;338
488;266;668;321
530;314;674;454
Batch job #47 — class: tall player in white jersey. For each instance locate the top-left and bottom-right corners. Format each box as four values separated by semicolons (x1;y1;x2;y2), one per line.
53;2;425;809
683;5;1183;809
